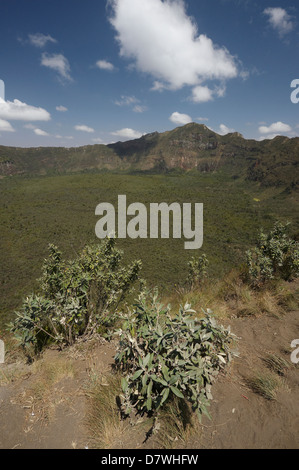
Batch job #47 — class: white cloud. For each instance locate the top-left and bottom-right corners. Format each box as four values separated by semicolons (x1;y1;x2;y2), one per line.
74;124;95;133
191;85;214;103
259;134;280;141
219;124;235;135
215;84;227;98
259;121;292;135
132;105;147;113
92;138;104;143
28;33;57;48
109;0;239;92
41;53;72;81
0;119;15;132
111;128;144;140
0;97;51;121
264;8;294;37
96;60;115;71
114;95;139;106
56;105;68;112
34;128;49;136
114;95;147;113
196;117;209;122
169;112;192;126
151;81;166;92
0;80;4;100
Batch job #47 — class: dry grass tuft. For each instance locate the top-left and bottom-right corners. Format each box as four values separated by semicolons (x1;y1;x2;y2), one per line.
246;372;281;401
262;353;291;376
153;397;201;449
84;372;130;449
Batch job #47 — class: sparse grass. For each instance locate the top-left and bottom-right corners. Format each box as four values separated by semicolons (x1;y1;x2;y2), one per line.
84;372;130;449
84;368;203;449
0;362;31;386
246;372;281;400
262;353;291;376
32;356;75;384
162;274;298;324
153;398;200;449
18;355;75;423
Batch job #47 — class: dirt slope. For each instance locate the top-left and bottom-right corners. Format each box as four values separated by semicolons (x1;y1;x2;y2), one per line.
0;309;298;449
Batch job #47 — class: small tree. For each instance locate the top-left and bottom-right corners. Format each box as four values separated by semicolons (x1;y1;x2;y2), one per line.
10;238;143;353
245;221;299;287
186;254;209;288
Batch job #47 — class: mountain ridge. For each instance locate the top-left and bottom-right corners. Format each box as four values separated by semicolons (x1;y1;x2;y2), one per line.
0;123;298;187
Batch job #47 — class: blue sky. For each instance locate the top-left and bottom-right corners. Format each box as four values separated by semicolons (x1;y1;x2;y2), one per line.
0;0;298;147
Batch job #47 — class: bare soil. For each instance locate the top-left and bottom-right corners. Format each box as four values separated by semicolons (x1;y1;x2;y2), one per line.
0;309;298;449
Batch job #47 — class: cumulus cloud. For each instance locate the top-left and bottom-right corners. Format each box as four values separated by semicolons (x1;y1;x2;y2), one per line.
0;97;51;121
56;105;68;112
111;128;144;140
34;128;49;136
191;85;214;103
219;123;235;135
74;124;95;133
0;119;15;132
28;33;57;48
108;0;239;95
259;121;292;139
96;60;115;71
264;7;294;37
0;80;4;100
41;53;72;81
169;112;192;126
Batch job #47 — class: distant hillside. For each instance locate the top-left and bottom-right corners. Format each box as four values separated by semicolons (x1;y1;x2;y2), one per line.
0;123;298;187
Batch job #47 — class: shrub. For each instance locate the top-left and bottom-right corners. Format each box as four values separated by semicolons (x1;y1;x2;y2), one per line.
10;238;143;353
245;221;299;287
115;290;235;422
186;254;209;288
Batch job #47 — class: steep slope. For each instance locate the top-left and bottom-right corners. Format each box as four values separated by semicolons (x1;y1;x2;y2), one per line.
0;123;298;187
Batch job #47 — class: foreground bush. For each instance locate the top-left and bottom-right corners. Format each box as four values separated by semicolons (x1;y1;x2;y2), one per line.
246;221;299;288
115;291;235;421
10;238;143;353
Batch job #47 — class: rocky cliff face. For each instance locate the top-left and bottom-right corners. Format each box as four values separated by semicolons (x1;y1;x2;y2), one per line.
0;123;298;187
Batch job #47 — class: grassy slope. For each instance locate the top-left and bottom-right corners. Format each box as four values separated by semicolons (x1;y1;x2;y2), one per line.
1;170;298;326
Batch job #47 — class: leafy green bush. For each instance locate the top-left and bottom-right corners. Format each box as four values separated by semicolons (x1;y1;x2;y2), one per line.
10;238;143;352
186;254;209;288
245;221;299;287
115;290;235;421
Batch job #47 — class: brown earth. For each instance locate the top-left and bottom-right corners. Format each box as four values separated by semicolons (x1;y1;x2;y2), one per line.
0;309;298;450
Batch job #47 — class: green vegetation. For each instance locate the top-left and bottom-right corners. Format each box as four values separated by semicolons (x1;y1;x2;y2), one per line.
186;254;209;288
1;124;298;190
9;238;142;355
1;124;299;448
1;170;298;326
245;221;299;287
115;291;234;421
